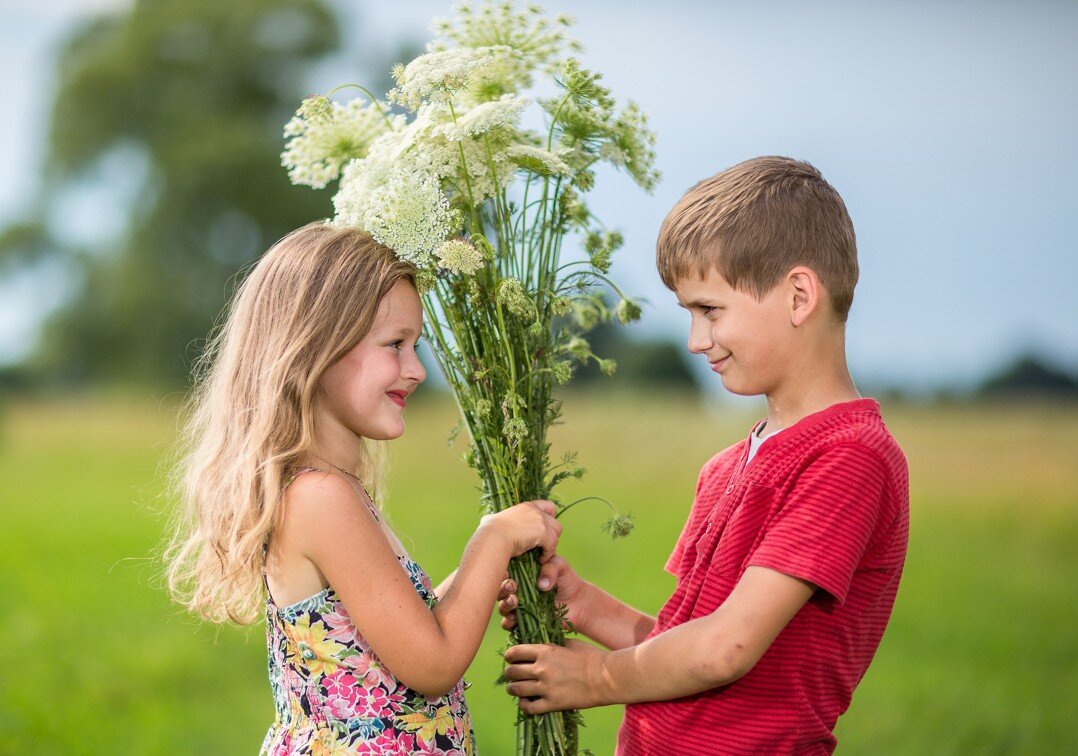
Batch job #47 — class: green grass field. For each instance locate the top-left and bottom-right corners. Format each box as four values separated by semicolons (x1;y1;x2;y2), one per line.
0;393;1075;754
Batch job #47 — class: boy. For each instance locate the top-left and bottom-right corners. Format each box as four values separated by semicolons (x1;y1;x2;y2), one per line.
499;156;910;754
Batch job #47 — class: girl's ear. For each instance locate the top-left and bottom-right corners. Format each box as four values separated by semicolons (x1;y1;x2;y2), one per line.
788;266;820;327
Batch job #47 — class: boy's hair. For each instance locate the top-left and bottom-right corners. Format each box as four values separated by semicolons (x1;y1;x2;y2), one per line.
656;156;858;321
165;222;415;624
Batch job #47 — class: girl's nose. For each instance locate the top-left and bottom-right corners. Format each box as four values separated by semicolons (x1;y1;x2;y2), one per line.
406;351;427;383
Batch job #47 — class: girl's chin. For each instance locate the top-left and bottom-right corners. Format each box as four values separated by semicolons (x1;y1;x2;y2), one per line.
365;421;406;441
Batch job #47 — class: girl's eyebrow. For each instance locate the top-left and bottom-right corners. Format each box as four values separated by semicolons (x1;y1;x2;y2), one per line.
386;325;419;338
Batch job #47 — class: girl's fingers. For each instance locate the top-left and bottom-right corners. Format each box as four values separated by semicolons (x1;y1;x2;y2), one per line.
501;613;517;630
530;499;557;516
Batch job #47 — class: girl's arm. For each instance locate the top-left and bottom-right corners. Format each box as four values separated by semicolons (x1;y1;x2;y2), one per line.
433;568;458;601
284;472;560;697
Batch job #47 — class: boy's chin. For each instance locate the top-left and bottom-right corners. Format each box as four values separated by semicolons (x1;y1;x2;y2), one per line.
718;374;762;397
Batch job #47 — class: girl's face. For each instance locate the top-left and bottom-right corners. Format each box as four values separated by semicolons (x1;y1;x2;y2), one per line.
318;279;427;442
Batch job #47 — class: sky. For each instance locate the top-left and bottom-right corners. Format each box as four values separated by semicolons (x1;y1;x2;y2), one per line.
1;0;1076;394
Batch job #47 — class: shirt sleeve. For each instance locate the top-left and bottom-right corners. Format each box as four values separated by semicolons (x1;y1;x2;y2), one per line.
664;450;735;577
747;442;890;603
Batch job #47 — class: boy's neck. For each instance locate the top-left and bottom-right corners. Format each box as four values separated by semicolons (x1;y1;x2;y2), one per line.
761;360;862;434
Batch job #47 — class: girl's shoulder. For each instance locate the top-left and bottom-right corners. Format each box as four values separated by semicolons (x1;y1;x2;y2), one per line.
283;467;359;508
280;468;380;537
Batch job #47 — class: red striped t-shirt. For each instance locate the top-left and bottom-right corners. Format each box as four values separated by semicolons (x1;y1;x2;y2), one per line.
617;398;909;755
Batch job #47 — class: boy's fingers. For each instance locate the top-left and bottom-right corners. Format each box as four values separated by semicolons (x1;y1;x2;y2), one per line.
501;662;538;682
504;644;542;663
537;558;562;591
518;697;551;715
506;681;543;698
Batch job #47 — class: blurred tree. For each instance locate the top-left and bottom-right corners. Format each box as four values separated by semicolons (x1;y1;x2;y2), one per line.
572;318;699;390
978;354;1078;399
0;0;349;386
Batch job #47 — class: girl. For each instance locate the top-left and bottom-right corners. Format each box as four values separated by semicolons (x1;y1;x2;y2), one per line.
165;222;561;754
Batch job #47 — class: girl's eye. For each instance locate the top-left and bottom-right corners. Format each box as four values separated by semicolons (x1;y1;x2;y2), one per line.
389;338;422;351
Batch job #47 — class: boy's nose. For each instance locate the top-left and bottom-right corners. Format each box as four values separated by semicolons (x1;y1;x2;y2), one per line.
686;319;712;354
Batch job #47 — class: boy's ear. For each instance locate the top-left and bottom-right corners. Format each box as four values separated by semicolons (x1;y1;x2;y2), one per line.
787;266;820;327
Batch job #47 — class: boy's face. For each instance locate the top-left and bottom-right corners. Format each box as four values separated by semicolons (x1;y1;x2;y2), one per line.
675;267;795;397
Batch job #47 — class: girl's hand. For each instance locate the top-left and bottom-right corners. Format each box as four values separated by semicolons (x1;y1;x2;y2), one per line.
479;500;562;562
498;554;589;632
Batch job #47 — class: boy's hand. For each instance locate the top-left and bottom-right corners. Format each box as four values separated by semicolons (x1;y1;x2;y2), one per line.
495;574;516;610
497;554;590;633
502;639;609;714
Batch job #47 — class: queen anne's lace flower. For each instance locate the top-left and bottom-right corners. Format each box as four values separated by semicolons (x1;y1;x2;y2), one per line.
436;239;485;275
497;278;536;319
615;297;642;324
389;46;511;111
502;416;529;445
505;144;572;177
282;98;398;189
430;1;582;94
363;169;459;268
439;94;530;141
605;101;660;191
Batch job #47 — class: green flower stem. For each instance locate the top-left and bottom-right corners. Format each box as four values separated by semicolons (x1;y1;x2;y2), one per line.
324;83;394;125
448;101;482;233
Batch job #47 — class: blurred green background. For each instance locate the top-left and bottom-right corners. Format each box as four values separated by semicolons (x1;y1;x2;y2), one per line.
1;395;1076;754
1;0;1076;754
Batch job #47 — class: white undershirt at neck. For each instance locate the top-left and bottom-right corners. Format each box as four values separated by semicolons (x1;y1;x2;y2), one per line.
746;421;784;464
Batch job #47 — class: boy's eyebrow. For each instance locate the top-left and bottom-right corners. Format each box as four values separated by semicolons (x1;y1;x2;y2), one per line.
677;299;722;310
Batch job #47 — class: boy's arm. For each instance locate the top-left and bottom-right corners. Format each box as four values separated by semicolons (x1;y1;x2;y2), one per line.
575;579;656;650
499;555;656;651
502;565;814;713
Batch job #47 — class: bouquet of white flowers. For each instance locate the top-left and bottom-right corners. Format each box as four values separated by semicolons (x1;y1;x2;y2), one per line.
283;3;658;752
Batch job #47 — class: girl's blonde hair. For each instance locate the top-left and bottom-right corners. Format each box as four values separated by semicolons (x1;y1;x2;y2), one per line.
165;222;416;624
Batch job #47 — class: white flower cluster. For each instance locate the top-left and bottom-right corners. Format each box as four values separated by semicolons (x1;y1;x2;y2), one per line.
505;144;572;177
430;1;582;92
287;0;658;285
389;46;510;111
362;167;460;269
281;97;398;189
439;94;530;141
435;239;485;275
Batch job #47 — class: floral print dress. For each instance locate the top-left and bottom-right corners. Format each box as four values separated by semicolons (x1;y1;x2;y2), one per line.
260;469;475;755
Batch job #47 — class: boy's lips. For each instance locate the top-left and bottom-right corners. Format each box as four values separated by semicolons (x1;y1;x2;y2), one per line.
709;355;731;372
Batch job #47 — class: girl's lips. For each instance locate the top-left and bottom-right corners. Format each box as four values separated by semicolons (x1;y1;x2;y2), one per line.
387;391;407;408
